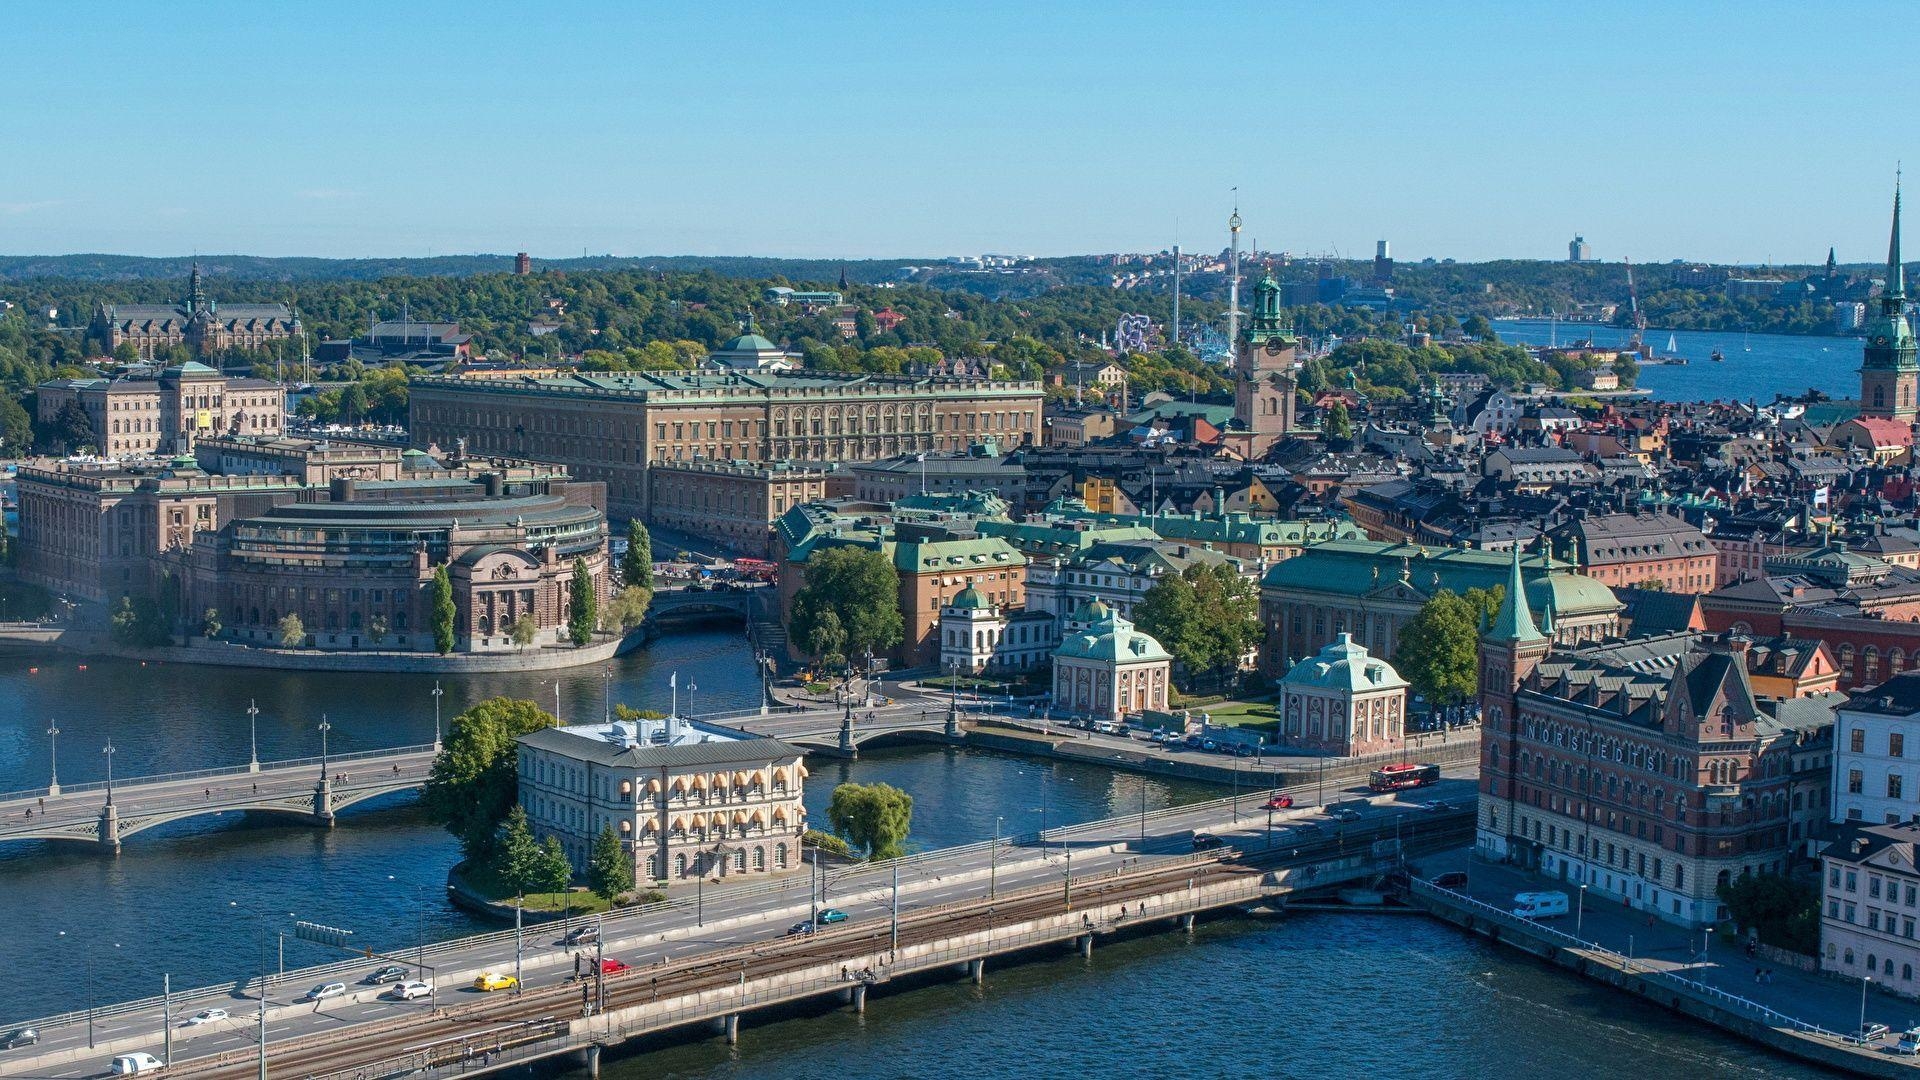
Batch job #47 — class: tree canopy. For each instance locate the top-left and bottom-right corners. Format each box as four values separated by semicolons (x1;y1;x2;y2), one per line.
621;521;653;589
588;823;635;900
791;547;902;668
1132;562;1263;690
430;564;456;654
568;559;598;646
1393;590;1490;705
422;696;559;860
826;781;914;861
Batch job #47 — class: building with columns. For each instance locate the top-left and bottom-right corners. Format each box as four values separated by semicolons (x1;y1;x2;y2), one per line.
1051;600;1172;721
1277;633;1409;756
36;361;286;457
516;716;807;886
1860;185;1919;421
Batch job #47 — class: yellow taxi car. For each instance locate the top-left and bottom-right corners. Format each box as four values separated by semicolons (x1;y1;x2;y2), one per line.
472;971;518;992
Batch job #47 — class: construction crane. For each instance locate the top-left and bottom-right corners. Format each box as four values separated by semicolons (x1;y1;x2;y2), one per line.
1623;256;1648;352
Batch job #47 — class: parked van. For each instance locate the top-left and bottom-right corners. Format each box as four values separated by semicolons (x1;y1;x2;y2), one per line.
110;1053;165;1075
1896;1027;1920;1055
1512;891;1570;920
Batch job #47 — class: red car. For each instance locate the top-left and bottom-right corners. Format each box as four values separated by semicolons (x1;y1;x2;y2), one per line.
1262;795;1295;810
597;958;630;975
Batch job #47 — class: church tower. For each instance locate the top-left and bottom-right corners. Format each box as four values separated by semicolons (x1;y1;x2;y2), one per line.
1860;181;1918;420
1232;273;1299;441
1476;545;1552;864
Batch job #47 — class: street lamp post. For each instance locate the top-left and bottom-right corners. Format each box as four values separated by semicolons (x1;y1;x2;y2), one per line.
1862;975;1873;1039
688;681;698;719
431;680;444;750
603;665;613;724
1576;884;1587;937
247;699;260;772
102;739;116;806
47;722;59;795
317;716;331;777
990;815;1002;900
1232;754;1240;822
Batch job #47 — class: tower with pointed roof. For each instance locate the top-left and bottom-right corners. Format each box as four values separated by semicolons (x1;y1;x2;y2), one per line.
1232;271;1299;443
1860;180;1918;420
1476;545;1553;864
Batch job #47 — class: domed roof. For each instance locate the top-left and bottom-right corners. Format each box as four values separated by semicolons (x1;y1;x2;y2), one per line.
719;333;780;353
1054;609;1171;664
1077;598;1112;622
1281;633;1408;694
950;585;990;610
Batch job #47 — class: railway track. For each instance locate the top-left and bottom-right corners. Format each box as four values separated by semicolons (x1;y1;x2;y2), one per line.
163;811;1475;1080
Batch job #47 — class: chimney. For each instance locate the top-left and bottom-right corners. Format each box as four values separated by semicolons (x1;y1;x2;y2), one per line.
453;437;468;463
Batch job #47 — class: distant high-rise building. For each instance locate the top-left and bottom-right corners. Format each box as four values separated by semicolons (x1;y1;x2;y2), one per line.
1568;235;1594;262
1372;240;1394;284
514;252;532;275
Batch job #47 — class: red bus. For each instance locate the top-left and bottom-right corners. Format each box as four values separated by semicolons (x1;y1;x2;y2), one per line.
1368;762;1441;792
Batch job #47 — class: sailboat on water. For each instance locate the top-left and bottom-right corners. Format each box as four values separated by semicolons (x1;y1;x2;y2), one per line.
1665;333;1679;355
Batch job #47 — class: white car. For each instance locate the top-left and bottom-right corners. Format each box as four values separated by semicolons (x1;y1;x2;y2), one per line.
180;1009;228;1026
303;982;347;1002
386;980;432;1001
110;1053;164;1075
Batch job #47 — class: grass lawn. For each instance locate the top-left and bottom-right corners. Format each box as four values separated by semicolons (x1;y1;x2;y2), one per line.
1193;699;1281;737
457;863;616;916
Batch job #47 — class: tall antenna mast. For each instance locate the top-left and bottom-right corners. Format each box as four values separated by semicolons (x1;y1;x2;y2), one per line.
1171;237;1182;348
1226;194;1243;349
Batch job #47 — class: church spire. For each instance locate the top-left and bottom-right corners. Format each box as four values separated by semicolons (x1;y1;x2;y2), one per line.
1488;545;1545;643
1887;172;1906;307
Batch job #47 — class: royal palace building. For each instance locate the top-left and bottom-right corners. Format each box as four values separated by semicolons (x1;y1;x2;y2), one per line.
407;368;1044;523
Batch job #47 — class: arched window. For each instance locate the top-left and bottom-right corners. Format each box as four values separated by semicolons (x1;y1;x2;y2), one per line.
674;852;688;878
775;843;788;869
752;847;766;871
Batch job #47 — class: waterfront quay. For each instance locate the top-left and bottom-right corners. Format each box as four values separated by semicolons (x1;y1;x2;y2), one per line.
1;783;1475;1079
1414;856;1920;1076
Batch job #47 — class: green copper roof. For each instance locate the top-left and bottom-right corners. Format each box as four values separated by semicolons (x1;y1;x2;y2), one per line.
1054;610;1170;664
1260;539;1621;622
1865;181;1919;372
950;585;990;610
1489;545;1546;643
719;333;780;353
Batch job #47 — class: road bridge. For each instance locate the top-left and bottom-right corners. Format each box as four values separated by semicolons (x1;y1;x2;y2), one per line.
2;781;1477;1080
0;743;436;850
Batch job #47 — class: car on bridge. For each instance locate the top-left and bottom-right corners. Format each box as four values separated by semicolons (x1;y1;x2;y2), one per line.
597;958;631;975
361;964;409;985
814;908;850;925
472;971;519;992
386;980;433;1001
180;1009;228;1026
561;925;598;946
1191;832;1226;851
303;982;347;1002
786;920;816;936
110;1052;165;1074
1261;795;1295;810
0;1027;38;1051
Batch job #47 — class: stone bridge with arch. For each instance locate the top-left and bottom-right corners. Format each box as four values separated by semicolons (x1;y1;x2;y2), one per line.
0;744;438;852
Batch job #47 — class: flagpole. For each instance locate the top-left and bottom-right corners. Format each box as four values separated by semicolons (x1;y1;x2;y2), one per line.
671;671;678;718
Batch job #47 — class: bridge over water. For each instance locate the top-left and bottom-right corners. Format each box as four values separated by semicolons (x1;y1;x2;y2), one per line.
0;789;1477;1080
0;743;436;850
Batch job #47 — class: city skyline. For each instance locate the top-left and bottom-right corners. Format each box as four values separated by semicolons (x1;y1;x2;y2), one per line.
2;2;1912;265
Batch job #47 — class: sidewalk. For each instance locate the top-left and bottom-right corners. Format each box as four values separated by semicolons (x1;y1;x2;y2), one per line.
1443;856;1920;1043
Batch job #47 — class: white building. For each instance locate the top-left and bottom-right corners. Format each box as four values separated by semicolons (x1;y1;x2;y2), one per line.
516;716;808;887
1277;633;1409;756
937;584;1056;676
1819;821;1920;997
1831;675;1920;827
1051;600;1172;721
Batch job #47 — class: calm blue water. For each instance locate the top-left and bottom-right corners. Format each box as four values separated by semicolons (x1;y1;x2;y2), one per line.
1494;318;1860;404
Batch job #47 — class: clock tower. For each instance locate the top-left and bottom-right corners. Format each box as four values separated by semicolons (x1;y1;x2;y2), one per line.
1860;181;1918;420
1233;273;1299;444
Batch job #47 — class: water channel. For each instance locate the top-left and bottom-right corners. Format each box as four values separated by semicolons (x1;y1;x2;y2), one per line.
0;626;1838;1075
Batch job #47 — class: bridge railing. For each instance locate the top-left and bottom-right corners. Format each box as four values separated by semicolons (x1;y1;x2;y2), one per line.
0;744;439;804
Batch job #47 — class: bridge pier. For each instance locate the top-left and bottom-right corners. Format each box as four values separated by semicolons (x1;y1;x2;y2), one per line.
968;958;984;985
838;716;857;758
851;983;867;1014
313;775;335;827
97;801;120;852
582;1044;601;1078
1076;934;1093;959
1179;913;1195;933
724;1013;739;1046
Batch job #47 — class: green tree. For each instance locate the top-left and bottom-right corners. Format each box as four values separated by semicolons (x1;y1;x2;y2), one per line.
200;607;222;639
604;585;652;632
509;613;538;649
826;781;914;861
276;612;305;648
0;392;31;456
422;697;560;860
1323;400;1352;443
430;563;456;654
50;399;94;452
790;547;901;667
111;341;141;365
492;805;543;895
535;835;573;895
568;558;597;645
1394;590;1481;705
338;382;370;425
1132;562;1263;691
369;613;389;641
1717;872;1820;954
108;595;172;647
621;520;653;589
587;823;635;901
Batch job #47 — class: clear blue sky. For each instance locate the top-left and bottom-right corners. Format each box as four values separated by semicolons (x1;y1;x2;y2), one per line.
4;1;1910;264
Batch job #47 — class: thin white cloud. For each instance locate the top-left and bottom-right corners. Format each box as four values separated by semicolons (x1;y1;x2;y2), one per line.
297;188;361;201
0;199;61;215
